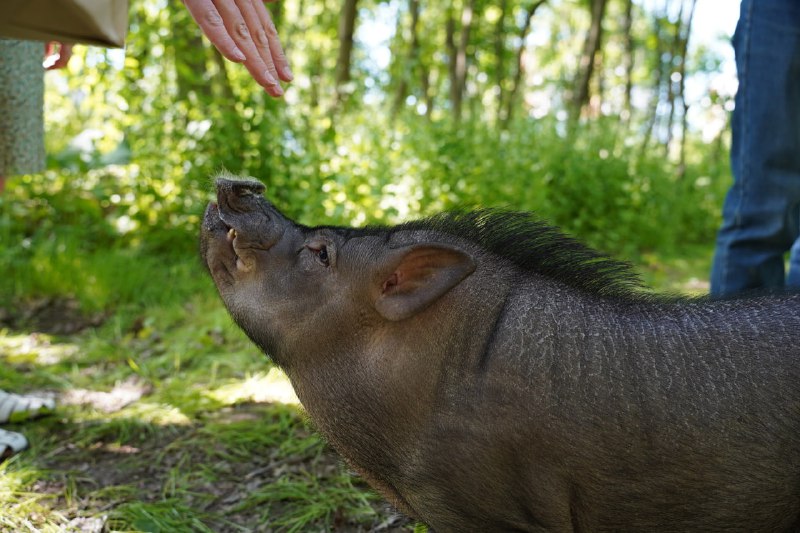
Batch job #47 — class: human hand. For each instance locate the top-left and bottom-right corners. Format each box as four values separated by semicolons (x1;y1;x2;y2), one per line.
183;0;292;97
43;42;73;70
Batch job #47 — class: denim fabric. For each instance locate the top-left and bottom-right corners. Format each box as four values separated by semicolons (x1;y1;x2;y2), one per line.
709;0;800;296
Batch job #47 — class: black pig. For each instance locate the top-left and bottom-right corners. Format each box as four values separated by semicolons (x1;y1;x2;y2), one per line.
200;176;800;532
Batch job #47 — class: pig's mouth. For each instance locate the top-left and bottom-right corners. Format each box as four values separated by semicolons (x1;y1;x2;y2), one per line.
220;215;249;272
201;177;285;285
202;196;283;281
203;202;251;274
200;205;247;285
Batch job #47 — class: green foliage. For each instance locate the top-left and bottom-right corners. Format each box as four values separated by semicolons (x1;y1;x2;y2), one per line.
0;293;408;531
14;0;731;275
0;168;208;312
2;106;728;309
112;500;218;533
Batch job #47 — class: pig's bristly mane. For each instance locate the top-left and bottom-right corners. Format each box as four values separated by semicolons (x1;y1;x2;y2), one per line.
395;209;647;300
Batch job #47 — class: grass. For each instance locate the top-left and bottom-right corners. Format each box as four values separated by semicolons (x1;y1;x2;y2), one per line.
637;244;714;296
0;181;714;532
0;288;403;531
0;223;404;531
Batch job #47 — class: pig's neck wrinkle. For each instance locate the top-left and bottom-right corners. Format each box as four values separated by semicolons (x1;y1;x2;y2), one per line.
474;289;513;372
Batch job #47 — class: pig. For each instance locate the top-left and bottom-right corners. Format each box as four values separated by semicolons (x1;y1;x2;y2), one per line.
200;175;800;532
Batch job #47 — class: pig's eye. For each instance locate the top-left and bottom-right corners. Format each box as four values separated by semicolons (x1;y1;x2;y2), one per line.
305;241;331;268
317;246;329;266
313;245;330;267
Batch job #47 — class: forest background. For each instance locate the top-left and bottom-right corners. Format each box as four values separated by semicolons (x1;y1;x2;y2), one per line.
1;0;741;530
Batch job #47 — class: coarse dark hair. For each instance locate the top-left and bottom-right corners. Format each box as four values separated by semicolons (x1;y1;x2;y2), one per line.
329;208;645;300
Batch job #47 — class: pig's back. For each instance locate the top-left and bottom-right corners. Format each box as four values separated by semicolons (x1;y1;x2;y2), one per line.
448;284;800;531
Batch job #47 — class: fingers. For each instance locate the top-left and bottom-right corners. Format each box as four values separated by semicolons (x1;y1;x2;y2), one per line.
229;0;283;94
50;44;73;70
184;0;292;97
252;0;292;82
215;0;283;96
43;42;73;70
183;0;247;63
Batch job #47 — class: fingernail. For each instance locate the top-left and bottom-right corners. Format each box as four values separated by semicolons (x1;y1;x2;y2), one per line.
283;65;294;81
233;48;246;62
264;79;283;96
264;69;279;86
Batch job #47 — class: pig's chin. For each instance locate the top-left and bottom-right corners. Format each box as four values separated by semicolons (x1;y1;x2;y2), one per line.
199;205;243;288
228;306;284;365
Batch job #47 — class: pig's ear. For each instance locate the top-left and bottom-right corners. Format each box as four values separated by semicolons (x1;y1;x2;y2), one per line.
373;244;476;321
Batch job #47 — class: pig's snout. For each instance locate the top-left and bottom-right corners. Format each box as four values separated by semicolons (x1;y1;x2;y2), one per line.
216;177;265;200
206;176;289;275
216;178;266;211
215;177;269;223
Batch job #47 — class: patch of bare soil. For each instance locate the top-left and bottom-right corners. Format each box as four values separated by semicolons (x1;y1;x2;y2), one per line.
0;297;107;335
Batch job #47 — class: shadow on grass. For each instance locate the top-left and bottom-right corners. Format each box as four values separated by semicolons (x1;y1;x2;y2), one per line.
3;398;410;532
0;307;413;532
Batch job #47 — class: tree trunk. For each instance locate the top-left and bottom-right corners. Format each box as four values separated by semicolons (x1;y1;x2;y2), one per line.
639;3;669;161
446;7;457;117
502;0;548;127
571;0;609;120
593;48;605;117
392;0;422;117
663;1;684;155
335;0;359;102
448;0;476;123
494;0;508;122
621;0;634;127
677;0;697;175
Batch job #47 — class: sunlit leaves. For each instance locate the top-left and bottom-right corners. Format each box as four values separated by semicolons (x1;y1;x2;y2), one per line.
24;0;732;273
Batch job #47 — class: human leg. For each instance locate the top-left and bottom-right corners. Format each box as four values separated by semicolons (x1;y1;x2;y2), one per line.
786;233;800;287
710;0;800;296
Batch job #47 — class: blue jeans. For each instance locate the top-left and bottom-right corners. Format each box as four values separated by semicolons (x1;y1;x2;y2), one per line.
710;0;800;296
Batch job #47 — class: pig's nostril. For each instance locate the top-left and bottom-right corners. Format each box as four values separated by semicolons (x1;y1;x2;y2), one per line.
216;178;266;198
235;184;265;197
